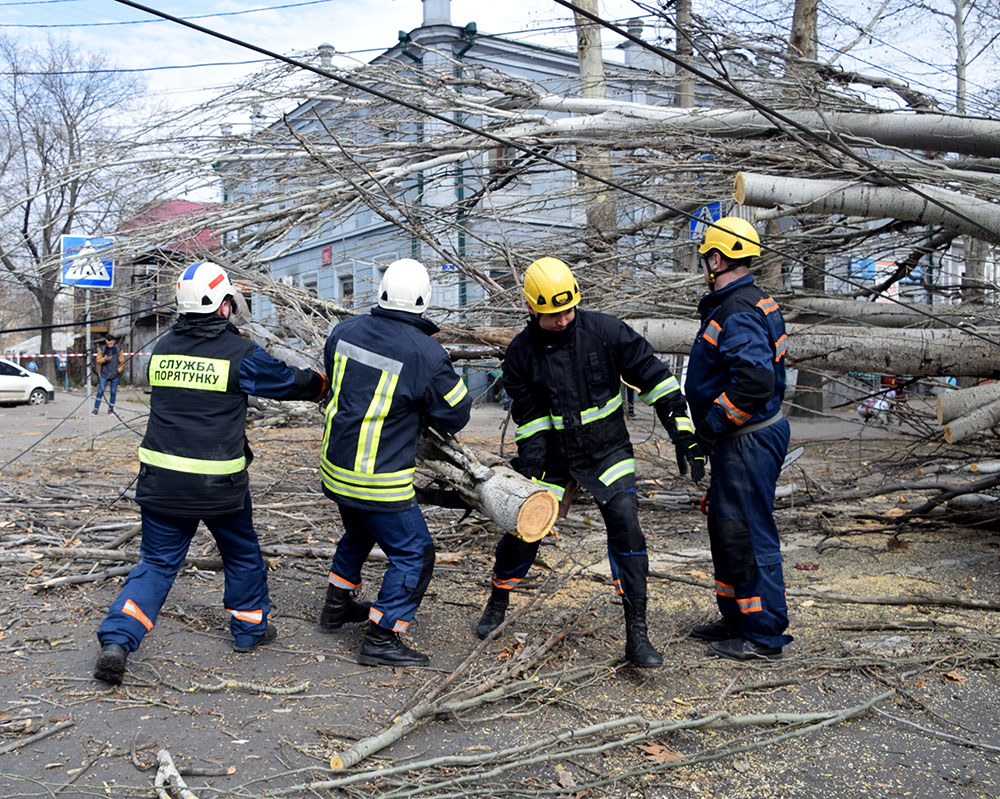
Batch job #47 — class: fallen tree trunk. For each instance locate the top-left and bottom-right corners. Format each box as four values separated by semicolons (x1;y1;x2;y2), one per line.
735;171;1000;245
626;319;1000;378
444;321;1000;377
240;321;556;537
937;382;1000;424
785;296;986;329
944;398;1000;444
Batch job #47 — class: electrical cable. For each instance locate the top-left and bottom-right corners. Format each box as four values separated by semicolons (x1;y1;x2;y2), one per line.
106;0;1000;350
0;0;338;27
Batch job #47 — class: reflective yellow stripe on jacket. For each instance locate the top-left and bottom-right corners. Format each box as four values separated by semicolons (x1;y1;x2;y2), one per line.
599;458;635;486
444;377;468;407
516;393;623;441
321;340;416;503
638;375;680;405
137;447;246;475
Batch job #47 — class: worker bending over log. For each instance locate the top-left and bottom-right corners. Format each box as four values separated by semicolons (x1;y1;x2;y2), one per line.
475;257;704;668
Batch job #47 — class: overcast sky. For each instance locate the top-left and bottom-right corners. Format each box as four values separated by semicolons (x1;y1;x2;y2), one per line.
3;0;656;103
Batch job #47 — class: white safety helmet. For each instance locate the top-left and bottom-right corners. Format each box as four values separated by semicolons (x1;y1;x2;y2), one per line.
378;258;431;314
175;261;235;314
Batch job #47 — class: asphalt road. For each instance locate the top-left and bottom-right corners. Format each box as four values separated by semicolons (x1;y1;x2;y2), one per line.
0;387;147;468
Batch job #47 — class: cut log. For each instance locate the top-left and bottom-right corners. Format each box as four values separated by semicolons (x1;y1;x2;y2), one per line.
969;460;1000;474
419;432;558;542
476;467;559;542
937;382;1000;424
944;398;1000;444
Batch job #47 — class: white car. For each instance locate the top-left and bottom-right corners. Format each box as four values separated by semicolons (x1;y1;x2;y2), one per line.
0;357;56;406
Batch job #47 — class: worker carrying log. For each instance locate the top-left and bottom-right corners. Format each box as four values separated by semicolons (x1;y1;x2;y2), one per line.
475;257;704;668
317;259;472;667
686;217;793;661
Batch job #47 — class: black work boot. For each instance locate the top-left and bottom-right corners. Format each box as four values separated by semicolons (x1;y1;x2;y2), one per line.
690;616;742;642
233;624;278;653
358;622;429;667
94;643;128;685
622;596;663;668
475;587;510;639
319;584;371;632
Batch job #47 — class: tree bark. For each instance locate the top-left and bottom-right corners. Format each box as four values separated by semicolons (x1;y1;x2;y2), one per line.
624;319;1000;378
735;172;1000;245
674;0;694;107
573;0;616;247
944;398;1000;444
937;382;1000;424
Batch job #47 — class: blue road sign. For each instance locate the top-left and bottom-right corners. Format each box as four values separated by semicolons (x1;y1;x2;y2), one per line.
689;202;723;241
60;235;115;288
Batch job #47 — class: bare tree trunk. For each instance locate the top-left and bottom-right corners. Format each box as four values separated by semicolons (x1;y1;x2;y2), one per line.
573;0;616;247
736;172;1000;245
789;0;819;59
674;0;694;108
938;382;1000;424
792;253;826;417
962;236;988;303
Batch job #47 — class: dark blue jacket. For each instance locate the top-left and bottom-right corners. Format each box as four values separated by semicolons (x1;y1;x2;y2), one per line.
685;275;787;437
137;314;326;517
320;307;471;512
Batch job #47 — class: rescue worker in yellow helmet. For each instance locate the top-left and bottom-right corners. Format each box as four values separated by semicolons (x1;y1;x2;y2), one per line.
686;217;792;660
475;257;703;667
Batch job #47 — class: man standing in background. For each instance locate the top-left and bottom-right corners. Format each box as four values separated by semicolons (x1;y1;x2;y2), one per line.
93;332;124;415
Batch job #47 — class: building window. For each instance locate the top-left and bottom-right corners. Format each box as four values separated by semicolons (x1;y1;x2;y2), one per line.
340;275;354;301
301;271;319;295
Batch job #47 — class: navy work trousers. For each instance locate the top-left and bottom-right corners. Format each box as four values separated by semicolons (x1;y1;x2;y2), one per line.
327;504;434;635
706;418;793;649
491;488;648;596
97;493;271;651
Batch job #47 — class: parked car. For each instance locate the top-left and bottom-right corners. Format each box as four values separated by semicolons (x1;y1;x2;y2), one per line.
0;358;55;406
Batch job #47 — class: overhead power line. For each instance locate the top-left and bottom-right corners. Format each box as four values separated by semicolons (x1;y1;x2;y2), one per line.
105;0;999;349
0;0;336;27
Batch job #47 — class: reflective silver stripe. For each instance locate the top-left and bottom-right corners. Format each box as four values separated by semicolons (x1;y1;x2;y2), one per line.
335;340;403;375
138;446;245;475
444;378;468;407
598;458;635;486
515;416;553;441
357;370;398;473
639;376;680;404
675;415;694;434
533;478;565;501
321;473;416;502
323;463;415;486
580;393;622;424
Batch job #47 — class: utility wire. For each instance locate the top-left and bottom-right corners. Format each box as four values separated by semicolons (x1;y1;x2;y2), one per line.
0;0;337;27
106;0;998;348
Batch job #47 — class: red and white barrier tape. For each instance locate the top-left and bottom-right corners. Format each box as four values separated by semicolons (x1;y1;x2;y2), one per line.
10;352;153;358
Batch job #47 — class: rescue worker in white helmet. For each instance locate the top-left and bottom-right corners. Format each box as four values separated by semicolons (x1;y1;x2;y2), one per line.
94;262;328;685
317;258;471;667
686;217;792;660
475;257;704;668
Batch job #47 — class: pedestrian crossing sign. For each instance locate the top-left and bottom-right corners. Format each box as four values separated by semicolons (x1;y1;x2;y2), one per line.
60;235;115;288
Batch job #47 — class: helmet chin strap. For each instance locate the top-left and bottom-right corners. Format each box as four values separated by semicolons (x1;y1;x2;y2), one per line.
702;253;732;292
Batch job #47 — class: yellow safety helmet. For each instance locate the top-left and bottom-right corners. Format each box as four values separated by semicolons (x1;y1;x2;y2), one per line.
522;257;581;314
698;216;761;260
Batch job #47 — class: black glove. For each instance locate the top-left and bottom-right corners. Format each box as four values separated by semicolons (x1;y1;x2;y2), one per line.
675;435;706;484
510;456;544;481
694;423;719;458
